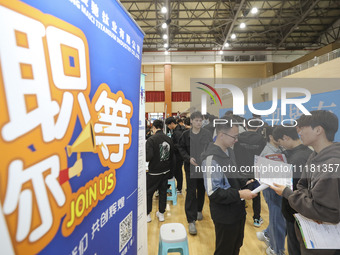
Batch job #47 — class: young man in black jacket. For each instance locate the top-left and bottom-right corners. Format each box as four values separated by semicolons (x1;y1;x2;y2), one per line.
201;116;257;255
146;120;175;222
165;117;186;193
273;126;312;255
178;111;212;235
233;119;267;227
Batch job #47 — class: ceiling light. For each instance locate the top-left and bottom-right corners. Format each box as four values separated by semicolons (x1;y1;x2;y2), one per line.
161;7;167;13
219;50;223;55
224;42;230;47
164;50;169;55
251;7;258;14
162;23;167;29
163;34;168;39
240;22;246;29
231;33;236;39
164;43;168;48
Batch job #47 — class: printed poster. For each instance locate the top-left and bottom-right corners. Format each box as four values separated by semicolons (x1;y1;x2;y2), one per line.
0;0;144;254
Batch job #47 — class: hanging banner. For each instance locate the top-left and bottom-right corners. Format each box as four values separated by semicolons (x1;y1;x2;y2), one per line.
0;1;144;255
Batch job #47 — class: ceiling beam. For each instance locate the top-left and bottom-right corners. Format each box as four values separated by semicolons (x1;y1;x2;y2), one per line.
126;7;340;13
131;15;340;22
120;0;340;51
122;0;335;3
277;0;321;48
315;17;340;45
144;29;323;35
221;0;247;49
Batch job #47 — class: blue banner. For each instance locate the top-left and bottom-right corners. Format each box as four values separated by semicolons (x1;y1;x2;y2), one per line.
0;1;144;254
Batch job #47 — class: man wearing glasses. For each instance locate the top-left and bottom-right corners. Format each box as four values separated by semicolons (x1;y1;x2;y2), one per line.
201;116;256;255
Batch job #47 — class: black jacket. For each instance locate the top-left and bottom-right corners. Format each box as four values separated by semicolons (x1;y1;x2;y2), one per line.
282;144;312;222
203;122;215;137
146;130;175;174
178;128;212;165
201;143;248;224
233;131;266;178
171;124;186;156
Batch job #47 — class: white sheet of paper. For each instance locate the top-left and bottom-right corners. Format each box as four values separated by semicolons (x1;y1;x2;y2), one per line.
254;155;293;189
294;213;340;249
240;183;269;201
251;183;269;194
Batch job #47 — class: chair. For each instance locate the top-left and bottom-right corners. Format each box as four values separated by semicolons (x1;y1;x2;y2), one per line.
158;223;189;255
167;177;177;205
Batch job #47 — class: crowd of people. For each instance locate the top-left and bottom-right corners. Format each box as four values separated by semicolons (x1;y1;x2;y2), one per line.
145;110;340;255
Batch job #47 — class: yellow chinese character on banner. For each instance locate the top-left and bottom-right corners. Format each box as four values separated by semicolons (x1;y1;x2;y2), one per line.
92;83;133;169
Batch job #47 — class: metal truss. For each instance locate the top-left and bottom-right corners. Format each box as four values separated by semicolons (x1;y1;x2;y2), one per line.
120;0;340;51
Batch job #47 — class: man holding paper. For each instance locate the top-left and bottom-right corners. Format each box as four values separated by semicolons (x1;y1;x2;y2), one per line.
271;110;340;255
273;125;312;255
201;116;256;255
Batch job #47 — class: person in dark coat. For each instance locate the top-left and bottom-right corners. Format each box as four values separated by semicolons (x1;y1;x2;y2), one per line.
146;120;175;222
233;118;266;227
178;111;212;235
273;125;312;255
165;117;186;193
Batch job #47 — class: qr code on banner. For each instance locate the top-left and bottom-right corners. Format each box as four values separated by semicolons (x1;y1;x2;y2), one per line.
119;211;133;252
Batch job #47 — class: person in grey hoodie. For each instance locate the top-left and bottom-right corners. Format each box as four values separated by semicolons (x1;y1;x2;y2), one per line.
271;110;340;255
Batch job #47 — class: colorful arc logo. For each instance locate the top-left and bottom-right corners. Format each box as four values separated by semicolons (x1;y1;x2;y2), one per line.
196;82;222;106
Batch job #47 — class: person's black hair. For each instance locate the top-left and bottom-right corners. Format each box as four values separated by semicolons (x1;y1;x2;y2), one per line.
190;111;203;120
208;114;217;122
246;118;263;130
224;110;233;117
165;117;176;125
215;116;238;135
152;119;164;130
273;125;299;141
297;110;338;142
252;113;261;119
263;126;275;142
203;113;210;120
177;118;183;124
184;117;191;126
232;115;244;122
232;115;247;131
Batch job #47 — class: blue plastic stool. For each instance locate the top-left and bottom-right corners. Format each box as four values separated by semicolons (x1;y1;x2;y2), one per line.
167;177;177;205
158;223;189;255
